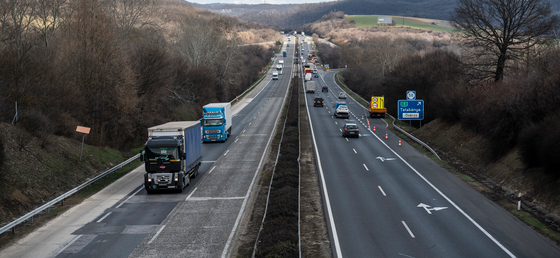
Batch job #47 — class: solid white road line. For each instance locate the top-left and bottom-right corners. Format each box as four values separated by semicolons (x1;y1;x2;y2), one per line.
96;212;112;223
363;164;369;171
184;187;198;201
224;150;229;156
115;187;144;209
208;166;216;174
147;225;166;245
52;234;83;257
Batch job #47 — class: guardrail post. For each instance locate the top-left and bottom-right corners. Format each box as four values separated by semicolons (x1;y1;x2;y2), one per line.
61;199;64;206
12;227;15;234
30;216;33;224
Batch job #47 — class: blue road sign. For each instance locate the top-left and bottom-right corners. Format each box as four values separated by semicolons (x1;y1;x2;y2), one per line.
407;91;416;100
398;100;424;120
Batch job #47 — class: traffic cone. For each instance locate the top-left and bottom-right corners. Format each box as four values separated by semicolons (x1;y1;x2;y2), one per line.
362;115;364;120
385;133;388;139
399;139;402;146
373;125;375;132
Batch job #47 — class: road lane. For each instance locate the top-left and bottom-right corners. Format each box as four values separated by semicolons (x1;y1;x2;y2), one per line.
306;69;560;257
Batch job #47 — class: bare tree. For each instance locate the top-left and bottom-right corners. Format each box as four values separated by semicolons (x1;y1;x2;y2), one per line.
100;0;158;40
451;0;559;81
35;0;70;47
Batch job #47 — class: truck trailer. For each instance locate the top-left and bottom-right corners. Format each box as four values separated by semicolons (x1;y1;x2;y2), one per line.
141;121;202;193
369;96;387;118
306;81;316;93
202;103;232;142
283;50;287;57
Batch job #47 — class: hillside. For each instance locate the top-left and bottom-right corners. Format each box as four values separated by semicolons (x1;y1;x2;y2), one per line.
188;0;560;29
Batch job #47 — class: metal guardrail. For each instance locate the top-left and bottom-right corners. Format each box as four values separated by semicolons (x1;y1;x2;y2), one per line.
0;153;141;235
333;72;441;160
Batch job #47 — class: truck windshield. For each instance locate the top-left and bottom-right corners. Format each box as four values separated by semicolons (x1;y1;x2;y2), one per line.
203;119;223;126
145;147;179;161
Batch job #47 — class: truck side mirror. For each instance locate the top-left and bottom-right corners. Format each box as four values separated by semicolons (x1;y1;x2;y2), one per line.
139;150;144;161
182;153;186;159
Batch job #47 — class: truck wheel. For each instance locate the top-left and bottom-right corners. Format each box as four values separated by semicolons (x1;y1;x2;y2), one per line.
178;181;184;193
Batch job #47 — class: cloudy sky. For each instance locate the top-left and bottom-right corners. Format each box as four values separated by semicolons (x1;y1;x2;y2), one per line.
187;0;337;4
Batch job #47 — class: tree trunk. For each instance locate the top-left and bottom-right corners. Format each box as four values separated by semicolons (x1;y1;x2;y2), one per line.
495;50;507;82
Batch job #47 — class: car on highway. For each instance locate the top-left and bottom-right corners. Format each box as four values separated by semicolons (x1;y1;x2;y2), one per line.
342;123;359;138
338;92;347;99
322;86;328;92
313;97;324;107
314;73;319;78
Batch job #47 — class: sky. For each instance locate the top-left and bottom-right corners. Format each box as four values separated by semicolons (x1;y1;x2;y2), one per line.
187;0;337;4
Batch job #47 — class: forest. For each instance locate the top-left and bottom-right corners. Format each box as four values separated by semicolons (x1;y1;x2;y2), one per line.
0;0;281;150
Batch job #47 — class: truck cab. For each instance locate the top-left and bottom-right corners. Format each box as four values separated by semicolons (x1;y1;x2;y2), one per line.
202;103;232;142
272;72;279;80
334;101;349;118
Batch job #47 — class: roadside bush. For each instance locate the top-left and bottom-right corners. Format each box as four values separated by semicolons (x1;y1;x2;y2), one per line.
519;114;560;178
381;49;464;123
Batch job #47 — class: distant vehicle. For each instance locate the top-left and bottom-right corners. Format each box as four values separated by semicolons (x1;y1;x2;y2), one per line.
306;81;316;93
313;97;324;107
314;73;319;78
272;71;279;80
313;69;318;74
342;123;359;138
369;96;387;118
283;50;287;57
322;86;328;92
338;92;347;99
305;73;312;81
277;65;283;75
335;105;349;119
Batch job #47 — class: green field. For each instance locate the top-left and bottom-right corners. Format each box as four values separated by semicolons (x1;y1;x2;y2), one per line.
346;15;456;33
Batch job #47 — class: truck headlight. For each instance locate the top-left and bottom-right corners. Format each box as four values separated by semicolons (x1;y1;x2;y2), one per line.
174;177;178;181
147;178;152;182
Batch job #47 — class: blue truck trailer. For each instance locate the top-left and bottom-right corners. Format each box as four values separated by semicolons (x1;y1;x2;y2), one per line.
140;121;202;193
283;50;287;57
202;103;232;142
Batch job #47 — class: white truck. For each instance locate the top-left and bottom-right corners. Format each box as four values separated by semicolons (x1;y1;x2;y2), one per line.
305;73;312;81
272;71;279;80
306;81;316;93
277;65;283;75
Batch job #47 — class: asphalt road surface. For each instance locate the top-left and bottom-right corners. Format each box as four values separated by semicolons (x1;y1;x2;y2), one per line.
304;64;560;257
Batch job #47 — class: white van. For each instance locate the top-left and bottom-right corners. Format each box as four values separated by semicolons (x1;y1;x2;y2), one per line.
272;72;279;80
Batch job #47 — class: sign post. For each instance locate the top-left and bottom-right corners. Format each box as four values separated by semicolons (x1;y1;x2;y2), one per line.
76;126;91;161
398;91;424;129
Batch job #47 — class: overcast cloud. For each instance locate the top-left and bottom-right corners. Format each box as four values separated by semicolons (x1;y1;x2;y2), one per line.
187;0;337;4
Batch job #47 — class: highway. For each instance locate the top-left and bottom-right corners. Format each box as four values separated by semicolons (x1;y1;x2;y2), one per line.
0;38;295;258
301;36;560;257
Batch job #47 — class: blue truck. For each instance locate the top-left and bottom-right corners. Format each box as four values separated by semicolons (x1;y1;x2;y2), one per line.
283;50;287;57
334;101;349;118
140;121;202;193
202;103;232;142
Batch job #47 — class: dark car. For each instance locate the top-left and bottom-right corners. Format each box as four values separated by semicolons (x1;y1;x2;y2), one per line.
342;123;359;138
313;97;324;107
322;86;328;92
314;73;319;78
338;92;347;99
